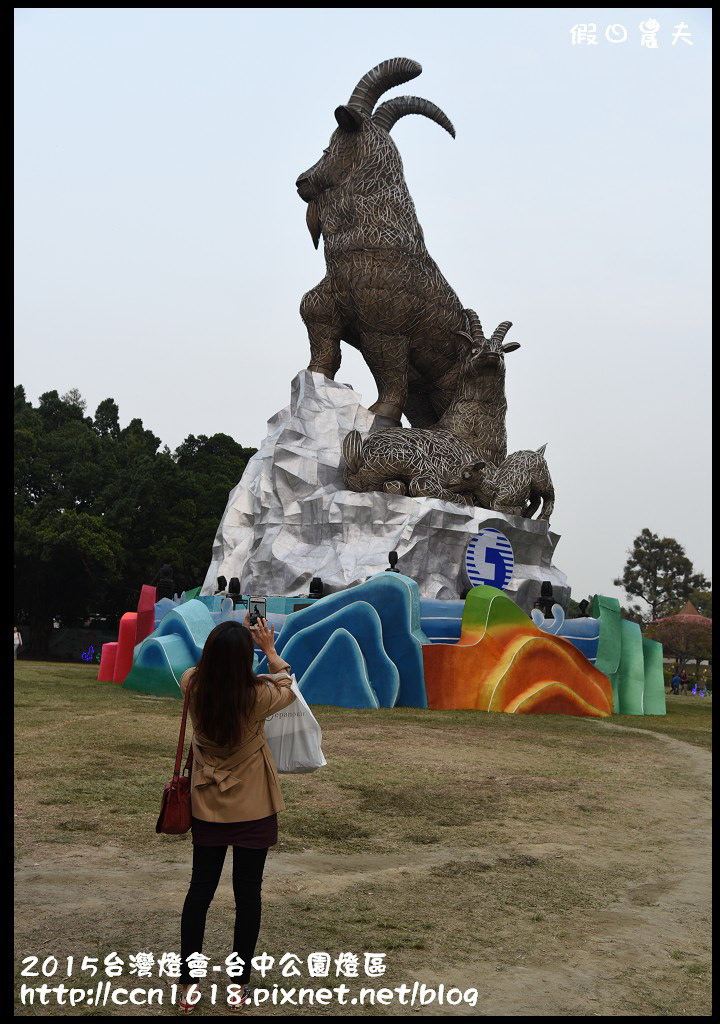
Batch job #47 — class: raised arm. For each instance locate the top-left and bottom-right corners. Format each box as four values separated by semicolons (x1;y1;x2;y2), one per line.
245;614;292;676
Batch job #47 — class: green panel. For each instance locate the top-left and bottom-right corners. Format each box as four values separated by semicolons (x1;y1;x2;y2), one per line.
642;637;667;716
591;595;622;712
617;619;645;715
183;586;202;602
462;585;530;635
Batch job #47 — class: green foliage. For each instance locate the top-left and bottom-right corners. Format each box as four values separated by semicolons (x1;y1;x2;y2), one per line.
14;387;256;653
647;617;712;668
613;528;710;624
690;589;712;618
566;596;594;618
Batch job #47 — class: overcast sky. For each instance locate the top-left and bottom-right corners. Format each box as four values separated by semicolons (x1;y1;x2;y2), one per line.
14;8;712;604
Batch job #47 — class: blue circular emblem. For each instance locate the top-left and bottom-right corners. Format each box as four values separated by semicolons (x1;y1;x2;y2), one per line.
465;528;514;590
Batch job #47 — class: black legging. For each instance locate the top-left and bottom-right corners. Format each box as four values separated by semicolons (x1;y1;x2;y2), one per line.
180;845;268;985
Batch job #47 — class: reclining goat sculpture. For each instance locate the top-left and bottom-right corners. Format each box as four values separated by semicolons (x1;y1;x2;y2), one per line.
297;57;475;426
342;310;521;497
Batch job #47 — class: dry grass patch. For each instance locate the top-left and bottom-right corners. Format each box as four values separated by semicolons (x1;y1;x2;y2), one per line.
14;662;711;1016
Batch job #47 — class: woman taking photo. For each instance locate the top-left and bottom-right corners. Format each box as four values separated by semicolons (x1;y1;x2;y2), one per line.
177;615;295;1013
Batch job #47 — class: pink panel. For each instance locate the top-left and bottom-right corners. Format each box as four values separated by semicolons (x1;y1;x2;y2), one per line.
97;642;118;683
136;584;157;644
113;612;138;684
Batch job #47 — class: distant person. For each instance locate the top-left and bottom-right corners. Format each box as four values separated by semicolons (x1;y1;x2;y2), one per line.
670;672;681;695
679;669;689;695
176;614;296;1014
13;626;23;660
152;563;175;601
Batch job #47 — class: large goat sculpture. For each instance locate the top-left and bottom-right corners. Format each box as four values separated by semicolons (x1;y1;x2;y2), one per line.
297;57;473;426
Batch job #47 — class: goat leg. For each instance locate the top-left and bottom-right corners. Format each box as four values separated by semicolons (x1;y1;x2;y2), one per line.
409;475;472;505
301;278;343;378
363;332;411;423
382;480;408;495
524;495;541;519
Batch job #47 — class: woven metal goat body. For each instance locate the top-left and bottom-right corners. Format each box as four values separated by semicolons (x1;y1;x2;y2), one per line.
297;57;472;425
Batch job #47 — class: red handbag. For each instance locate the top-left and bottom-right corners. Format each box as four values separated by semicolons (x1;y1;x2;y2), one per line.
156;677;195;834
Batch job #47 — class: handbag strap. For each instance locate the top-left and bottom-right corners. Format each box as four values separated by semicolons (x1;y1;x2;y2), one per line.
173;674;194;780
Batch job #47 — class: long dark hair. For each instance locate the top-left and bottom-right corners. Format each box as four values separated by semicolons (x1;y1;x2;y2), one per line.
192;621;260;747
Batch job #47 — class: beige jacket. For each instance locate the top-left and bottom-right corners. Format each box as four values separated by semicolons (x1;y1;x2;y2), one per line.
179;656;296;823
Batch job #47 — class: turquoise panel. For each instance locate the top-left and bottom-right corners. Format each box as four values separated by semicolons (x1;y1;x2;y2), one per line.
299;629;380;709
123;634;194;698
279;601;399;707
194;595;223;614
592;594;623;712
122;600;217;698
155;600;216;660
270;573;427;708
642;637;667;716
617;619;646;715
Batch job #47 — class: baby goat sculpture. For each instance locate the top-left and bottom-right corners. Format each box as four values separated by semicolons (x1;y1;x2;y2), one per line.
444;445;555;521
297;57;474;426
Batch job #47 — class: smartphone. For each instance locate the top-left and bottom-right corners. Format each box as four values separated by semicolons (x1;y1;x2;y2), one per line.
248;597;267;626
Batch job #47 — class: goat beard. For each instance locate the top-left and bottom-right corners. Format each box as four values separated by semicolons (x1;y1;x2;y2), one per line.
306;201;322;249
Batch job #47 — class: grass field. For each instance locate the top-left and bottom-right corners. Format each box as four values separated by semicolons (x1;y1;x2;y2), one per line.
15;662;712;1016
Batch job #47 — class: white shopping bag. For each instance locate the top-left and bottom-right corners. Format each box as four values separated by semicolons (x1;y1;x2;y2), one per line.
264;678;327;774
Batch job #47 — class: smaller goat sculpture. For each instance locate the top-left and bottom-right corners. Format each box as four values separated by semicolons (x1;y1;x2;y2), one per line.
444;445;555;521
342;309;521;498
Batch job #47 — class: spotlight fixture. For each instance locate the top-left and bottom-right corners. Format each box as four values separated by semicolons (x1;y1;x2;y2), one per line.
578;599;590;617
308;577;324;599
227;577;243;608
216;575;227;594
386;550;400;573
534;580;555;619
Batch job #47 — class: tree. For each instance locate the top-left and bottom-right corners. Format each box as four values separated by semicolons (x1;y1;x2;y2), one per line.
14;386;257;654
613;529;710;624
61;387;87;413
689;589;712;618
93;398;120;439
646;617;712;669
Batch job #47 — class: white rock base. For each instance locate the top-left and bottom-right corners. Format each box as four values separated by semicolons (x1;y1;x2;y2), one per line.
201;371;569;608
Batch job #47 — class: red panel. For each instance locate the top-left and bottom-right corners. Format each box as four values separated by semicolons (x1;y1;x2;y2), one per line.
135;584;157;644
97;642;118;683
113;612;138;684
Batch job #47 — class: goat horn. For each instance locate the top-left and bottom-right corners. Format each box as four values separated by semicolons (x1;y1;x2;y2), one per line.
463;309;486;343
490;321;513;345
345;58;422;118
373;96;455;138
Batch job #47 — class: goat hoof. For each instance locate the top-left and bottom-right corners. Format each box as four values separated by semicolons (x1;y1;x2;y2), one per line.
382;480;407;495
369;401;403;423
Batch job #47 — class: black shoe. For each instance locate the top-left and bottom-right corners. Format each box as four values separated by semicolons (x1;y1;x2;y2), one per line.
228;985;252;1011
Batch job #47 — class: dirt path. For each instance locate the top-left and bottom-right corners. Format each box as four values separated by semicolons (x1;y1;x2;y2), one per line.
412;723;712;1016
